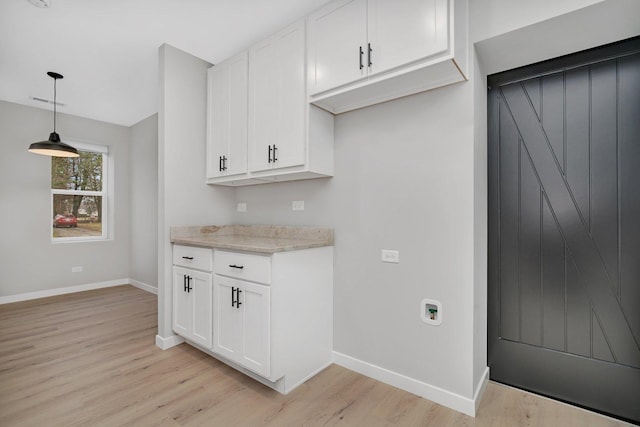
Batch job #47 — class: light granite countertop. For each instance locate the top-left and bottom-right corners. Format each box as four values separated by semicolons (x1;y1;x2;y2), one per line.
170;225;333;254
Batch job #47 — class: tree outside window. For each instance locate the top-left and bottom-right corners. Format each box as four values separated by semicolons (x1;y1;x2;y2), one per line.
51;144;108;241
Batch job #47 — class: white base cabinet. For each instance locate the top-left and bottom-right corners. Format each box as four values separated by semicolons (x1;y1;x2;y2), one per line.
172;243;333;394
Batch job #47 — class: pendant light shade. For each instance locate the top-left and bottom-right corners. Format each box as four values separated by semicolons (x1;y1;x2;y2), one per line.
28;72;79;158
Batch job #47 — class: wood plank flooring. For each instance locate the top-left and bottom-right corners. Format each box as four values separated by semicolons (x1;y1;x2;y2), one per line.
0;285;631;426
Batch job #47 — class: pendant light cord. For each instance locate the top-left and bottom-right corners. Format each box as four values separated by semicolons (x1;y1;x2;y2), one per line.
53;76;57;133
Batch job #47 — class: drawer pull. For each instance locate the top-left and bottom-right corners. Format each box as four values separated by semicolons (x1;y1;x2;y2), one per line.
182;256;194;260
229;264;244;269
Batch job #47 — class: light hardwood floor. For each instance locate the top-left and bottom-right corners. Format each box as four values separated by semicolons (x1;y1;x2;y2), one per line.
0;285;631;426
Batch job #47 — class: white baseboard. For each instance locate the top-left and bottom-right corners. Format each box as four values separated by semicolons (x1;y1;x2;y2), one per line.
474;367;490;413
333;351;481;417
155;334;184;350
0;279;129;305
129;279;158;295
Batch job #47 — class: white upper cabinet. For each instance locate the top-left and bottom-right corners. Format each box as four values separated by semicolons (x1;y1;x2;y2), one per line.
367;0;449;74
308;0;468;114
306;0;368;94
249;21;306;173
206;19;334;187
206;52;248;180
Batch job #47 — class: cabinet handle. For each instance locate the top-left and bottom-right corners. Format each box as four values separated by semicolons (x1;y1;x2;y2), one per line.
182;256;194;260
272;145;278;162
268;145;273;163
368;43;373;67
359;46;364;70
183;275;193;292
229;264;244;269
219;156;222;172
222;155;228;171
236;288;242;307
231;286;236;307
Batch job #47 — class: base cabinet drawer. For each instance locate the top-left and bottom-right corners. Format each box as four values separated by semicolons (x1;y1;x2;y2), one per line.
214;250;271;284
173;245;214;271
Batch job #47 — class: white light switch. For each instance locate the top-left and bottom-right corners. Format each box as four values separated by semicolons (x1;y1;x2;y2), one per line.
237;203;247;212
292;201;305;211
381;250;399;263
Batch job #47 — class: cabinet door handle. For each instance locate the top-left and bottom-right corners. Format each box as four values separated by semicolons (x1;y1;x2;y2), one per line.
222;155;228;171
368;43;373;67
182;256;194;260
359;46;364;70
231;286;236;307
272;145;278;162
229;264;244;269
268;145;273;163
219;156;222;172
187;276;193;293
236;288;242;307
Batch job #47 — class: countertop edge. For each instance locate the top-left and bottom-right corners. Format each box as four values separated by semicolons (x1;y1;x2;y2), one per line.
170;237;333;254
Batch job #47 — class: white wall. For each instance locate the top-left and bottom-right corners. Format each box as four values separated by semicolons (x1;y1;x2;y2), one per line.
0;100;130;298
236;80;477;402
157;44;235;338
471;0;604;43
130;113;159;290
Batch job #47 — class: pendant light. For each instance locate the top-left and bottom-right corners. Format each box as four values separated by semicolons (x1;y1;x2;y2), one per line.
28;72;79;158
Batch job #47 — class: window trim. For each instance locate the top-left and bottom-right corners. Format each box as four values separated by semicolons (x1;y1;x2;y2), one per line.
51;141;111;244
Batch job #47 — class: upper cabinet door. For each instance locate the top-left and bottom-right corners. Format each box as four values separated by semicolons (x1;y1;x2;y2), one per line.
367;0;449;76
249;21;306;173
307;0;367;95
206;52;248;179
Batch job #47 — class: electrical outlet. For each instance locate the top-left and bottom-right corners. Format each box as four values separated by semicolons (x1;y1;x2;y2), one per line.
72;266;83;273
237;203;247;212
381;250;399;263
292;201;305;211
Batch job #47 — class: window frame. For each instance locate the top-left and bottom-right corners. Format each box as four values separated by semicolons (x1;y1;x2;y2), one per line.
51;141;110;243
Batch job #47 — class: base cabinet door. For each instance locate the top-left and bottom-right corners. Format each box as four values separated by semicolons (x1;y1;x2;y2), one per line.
239;281;271;378
173;267;191;338
172;267;213;349
212;275;271;378
190;271;213;349
213;276;241;360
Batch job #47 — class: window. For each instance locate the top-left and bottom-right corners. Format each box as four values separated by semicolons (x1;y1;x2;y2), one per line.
51;142;109;241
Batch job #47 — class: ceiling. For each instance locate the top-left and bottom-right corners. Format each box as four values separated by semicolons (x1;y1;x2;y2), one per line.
0;0;331;127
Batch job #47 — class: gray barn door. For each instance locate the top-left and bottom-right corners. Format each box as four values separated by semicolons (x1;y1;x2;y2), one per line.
488;38;640;423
